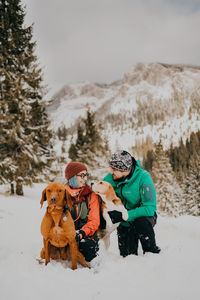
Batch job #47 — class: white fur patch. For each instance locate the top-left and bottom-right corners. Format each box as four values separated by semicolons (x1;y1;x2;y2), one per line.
101;195;128;226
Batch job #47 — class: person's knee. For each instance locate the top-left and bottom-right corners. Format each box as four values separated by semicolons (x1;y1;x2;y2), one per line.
134;214;157;229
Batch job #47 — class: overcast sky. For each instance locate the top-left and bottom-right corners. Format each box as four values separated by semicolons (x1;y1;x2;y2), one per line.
23;0;200;97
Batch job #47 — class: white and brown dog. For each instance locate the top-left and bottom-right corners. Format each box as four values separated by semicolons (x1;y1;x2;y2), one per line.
92;181;128;248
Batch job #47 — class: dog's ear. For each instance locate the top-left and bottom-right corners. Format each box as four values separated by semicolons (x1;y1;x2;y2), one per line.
40;188;47;208
107;184;117;200
113;197;122;206
64;189;73;210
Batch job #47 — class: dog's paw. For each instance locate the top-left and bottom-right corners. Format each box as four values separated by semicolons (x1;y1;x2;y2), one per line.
122;210;129;221
36;258;44;265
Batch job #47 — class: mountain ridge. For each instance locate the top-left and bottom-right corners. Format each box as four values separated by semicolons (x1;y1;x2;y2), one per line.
47;62;200;158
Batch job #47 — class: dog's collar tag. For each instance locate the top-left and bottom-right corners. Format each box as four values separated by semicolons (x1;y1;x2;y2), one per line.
63;216;67;221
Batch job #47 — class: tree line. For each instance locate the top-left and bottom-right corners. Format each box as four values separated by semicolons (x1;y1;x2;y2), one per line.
143;131;200;216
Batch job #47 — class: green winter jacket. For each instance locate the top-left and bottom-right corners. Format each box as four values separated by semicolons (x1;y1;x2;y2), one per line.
103;161;156;227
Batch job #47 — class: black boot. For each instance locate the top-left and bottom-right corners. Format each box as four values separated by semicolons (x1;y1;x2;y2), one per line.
139;234;161;254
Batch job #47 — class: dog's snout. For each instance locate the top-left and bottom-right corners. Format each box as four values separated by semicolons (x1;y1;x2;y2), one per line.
51;197;56;203
91;182;94;187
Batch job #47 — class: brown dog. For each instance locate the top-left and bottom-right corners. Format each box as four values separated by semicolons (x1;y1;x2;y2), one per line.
40;182;88;270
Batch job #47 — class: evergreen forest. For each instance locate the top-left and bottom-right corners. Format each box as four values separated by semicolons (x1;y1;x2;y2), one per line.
143;131;200;216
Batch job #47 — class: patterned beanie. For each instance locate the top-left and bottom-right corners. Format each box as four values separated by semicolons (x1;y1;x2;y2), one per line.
109;150;133;171
65;162;87;180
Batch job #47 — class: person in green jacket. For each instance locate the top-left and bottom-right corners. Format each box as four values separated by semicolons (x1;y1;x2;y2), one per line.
103;150;161;257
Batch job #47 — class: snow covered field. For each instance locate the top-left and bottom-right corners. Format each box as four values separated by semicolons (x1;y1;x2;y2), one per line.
0;183;200;300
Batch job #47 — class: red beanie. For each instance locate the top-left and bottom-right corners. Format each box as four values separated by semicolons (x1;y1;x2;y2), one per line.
65;162;87;180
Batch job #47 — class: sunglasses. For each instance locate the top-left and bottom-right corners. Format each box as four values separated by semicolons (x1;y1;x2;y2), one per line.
76;173;89;179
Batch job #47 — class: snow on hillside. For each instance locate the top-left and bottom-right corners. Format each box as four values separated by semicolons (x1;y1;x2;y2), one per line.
0;183;200;300
49;82;116;130
48;63;200;154
105;110;200;152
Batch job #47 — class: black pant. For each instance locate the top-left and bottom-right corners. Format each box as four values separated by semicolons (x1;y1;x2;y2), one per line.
78;237;99;262
117;215;160;257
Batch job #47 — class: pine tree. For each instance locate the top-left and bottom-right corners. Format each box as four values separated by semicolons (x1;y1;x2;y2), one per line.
183;155;200;216
57;124;68;141
76;123;85;149
83;109;101;152
68;109;110;172
68;123;85;161
143;149;154;171
151;142;184;216
0;0;54;194
168;138;188;177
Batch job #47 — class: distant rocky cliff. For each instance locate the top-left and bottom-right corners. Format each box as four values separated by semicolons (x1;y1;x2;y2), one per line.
48;62;200;155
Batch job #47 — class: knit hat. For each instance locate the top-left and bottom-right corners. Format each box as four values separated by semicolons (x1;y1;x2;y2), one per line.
65;162;87;180
109;150;133;171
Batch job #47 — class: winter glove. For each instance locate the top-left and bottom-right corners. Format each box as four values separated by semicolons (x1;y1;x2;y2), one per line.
75;230;86;243
108;210;123;224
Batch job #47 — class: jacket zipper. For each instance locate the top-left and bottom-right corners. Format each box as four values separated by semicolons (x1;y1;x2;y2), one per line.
119;183;127;209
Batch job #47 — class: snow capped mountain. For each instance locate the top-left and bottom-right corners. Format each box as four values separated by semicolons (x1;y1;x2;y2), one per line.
48;62;200;156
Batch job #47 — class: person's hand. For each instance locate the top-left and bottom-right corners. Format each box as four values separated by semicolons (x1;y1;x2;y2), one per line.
108;211;123;224
75;230;86;243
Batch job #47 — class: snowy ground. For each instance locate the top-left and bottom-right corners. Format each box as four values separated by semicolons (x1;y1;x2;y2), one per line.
0;183;200;300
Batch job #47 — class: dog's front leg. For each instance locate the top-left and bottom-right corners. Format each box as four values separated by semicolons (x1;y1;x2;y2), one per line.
44;238;50;265
68;241;78;270
103;209;113;229
102;233;111;249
